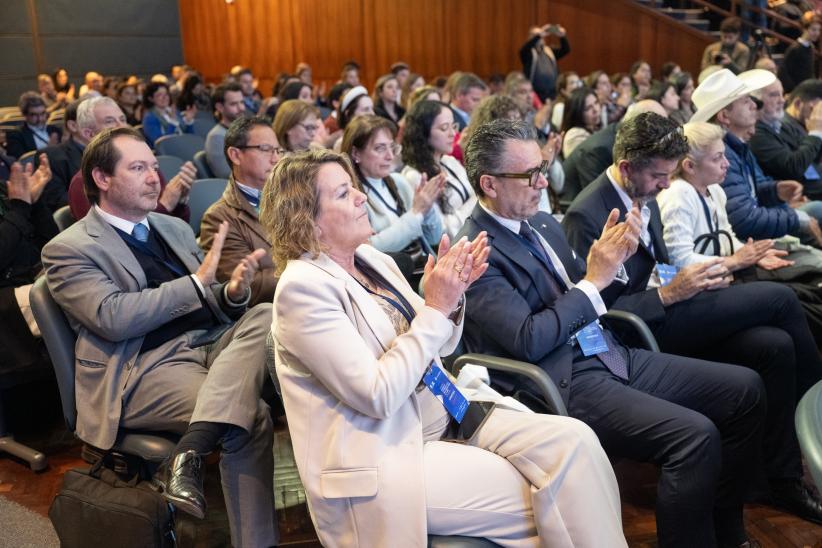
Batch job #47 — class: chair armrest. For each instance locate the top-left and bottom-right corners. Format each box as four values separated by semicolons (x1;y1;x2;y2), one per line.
452;353;568;416
796;379;822;490
602;310;659;352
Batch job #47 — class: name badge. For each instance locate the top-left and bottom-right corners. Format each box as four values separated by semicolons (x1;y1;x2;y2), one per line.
422;362;469;423
655;263;678;286
805;165;821;181
575;323;609;357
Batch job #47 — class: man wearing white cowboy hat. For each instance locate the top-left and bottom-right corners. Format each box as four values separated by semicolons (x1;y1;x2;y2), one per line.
693;68;822;247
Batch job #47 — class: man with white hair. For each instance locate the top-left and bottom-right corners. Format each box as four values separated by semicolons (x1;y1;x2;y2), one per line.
693;68;822;245
66;96;195;222
561;99;669;201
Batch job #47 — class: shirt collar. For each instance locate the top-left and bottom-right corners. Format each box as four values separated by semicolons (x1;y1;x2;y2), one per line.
605;167;634;212
234;179;261;199
94;204;149;235
451;105;470;124
478;201;523;234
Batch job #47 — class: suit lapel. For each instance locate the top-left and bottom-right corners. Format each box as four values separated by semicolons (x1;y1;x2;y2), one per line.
148;213;202;274
84;208;147;288
472;206;562;307
225;181;270;244
595;174;660;262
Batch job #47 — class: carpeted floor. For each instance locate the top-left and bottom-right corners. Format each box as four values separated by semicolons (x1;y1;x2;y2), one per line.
0;495;58;548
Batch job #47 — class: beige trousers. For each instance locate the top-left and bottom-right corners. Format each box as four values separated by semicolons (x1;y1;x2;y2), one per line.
424;408;626;547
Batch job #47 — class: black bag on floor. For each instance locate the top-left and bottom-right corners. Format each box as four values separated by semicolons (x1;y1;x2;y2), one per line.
49;453;176;547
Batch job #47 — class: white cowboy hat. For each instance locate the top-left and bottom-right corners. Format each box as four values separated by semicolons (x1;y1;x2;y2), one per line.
690;68;776;123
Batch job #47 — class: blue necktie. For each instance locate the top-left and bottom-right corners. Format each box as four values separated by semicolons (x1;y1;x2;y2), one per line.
132;223;149;243
519;221;567;292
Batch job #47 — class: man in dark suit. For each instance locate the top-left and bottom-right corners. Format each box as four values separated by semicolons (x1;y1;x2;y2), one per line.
561;99;667;202
563;112;822;526
42;126;277;546
36;99;84;213
748;78;822;200
6;92;61;159
457;118;765;548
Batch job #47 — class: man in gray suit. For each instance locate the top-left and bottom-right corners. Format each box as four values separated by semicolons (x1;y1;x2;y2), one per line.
42;126;277;548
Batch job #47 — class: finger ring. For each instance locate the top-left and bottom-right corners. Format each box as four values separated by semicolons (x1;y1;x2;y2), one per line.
454;264;464;274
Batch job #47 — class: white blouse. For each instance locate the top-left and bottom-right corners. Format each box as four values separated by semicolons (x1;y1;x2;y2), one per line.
656;178;745;267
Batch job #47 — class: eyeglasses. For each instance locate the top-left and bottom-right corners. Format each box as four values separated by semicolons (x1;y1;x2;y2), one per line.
298;122;319;133
487;160;550;187
237;144;285;156
371;143;401;155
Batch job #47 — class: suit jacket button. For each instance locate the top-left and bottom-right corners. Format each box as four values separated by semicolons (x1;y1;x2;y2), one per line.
559;379;568;389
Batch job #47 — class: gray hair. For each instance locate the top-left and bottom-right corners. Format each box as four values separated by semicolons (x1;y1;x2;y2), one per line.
77;96;119;131
464;119;536;197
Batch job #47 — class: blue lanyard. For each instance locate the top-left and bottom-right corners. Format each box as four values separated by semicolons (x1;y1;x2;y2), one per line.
361;178;403;217
441;164;470;203
354;260;416;324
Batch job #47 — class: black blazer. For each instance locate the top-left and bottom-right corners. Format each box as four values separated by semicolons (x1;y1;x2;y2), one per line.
561;123;618;201
6;124;62;159
37;138;84;213
748;116;822;199
562;171;668;326
457;204;603;404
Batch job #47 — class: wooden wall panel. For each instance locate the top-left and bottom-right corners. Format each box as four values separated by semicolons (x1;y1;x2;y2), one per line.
178;0;710;94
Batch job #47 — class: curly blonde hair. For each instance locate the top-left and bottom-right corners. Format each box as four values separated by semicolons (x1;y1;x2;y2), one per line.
259;148;357;275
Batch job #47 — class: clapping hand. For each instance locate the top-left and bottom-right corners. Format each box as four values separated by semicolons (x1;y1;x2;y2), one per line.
6;154;51;204
197;221;266;302
423;232;490;316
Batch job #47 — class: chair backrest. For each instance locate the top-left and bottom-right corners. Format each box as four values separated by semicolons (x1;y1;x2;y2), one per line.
53;205;76;232
29;277;77;432
155;154;185;182
154;133;205;163
192;149;214;179
191;117;215;139
796;379;822;490
188;178;227;235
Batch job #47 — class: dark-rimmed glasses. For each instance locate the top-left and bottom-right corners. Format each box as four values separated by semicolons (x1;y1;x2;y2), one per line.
487;159;550;187
237;144;286;156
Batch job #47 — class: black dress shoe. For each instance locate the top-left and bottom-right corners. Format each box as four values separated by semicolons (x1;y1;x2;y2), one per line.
163;450;206;519
770;479;822;525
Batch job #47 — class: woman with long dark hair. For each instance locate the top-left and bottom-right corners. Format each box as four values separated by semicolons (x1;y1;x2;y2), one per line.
401;100;476;237
560;87;601;157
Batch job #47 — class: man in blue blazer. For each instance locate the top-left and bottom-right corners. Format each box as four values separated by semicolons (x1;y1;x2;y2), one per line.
457;118;764;548
563;112;822;528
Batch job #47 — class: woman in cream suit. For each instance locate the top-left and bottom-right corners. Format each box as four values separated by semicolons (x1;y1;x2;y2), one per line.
260;148;626;548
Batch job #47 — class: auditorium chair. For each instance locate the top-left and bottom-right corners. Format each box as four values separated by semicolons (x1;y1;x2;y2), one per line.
154;133;206;163
192;149;215;179
796;379;822;490
188;178;228;236
155;154;185;182
191;117;215;139
29;277;179;472
52;205;75;232
0;364;48;471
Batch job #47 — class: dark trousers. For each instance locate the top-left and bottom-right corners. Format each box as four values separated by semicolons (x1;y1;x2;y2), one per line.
568;350;765;548
647;281;822;481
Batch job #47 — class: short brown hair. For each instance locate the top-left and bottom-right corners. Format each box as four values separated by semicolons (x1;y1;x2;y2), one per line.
81;126;145;204
802;11;822;29
18;91;45;115
272;99;320;151
720;16;742;34
259;149;356;275
339;115;397;159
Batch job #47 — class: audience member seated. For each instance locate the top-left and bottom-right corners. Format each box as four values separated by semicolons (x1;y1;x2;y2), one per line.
67;97;193;222
560;87;602;158
273;99;321;153
778;11;821;94
588;69;628;126
261;147;627;547
200;117;280;307
700;17;751;75
236;67;261;114
669;72;696;125
53;67;76;102
646;80;681;119
563;113;822;526
141;81;195;148
658;121;822;344
448;72;488;131
372;74;405;125
341;115;443;263
6;92;62;159
38;73;68;113
629;60;652;100
693;69;822;245
749;78;822;200
321;82;352;142
176;74;211;114
0;157;56;372
115;81;142;126
457;118;765;548
561;99;667;201
399;72;425;111
77;71;103;97
549;71;582;128
42;126;277;547
519;22;569;102
37;99;84;213
401;100;476;237
205;83;246;179
339;60;361;88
